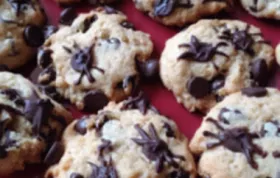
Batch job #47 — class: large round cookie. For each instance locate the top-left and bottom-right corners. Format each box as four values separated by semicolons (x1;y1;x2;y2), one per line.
190;87;280;178
0;0;46;69
160;19;275;113
0;71;72;175
240;0;280;20
133;0;233;26
45;93;196;178
37;7;154;112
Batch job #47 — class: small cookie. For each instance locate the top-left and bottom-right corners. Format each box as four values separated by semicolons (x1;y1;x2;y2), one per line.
133;0;233;26
0;71;72;175
0;0;46;69
45;93;196;178
240;0;280;20
37;7;154;112
190;87;280;178
160;19;274;113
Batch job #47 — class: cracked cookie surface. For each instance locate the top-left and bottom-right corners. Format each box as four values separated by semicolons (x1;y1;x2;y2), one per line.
133;0;232;26
190;87;280;178
0;71;72;175
37;7;153;112
45;93;196;178
160;19;274;113
240;0;280;20
0;0;46;69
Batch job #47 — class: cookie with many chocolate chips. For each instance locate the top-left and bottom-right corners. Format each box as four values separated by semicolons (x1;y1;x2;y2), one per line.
240;0;280;20
37;7;154;112
45;96;196;178
160;19;274;113
133;0;233;26
0;72;72;175
190;87;280;178
0;0;45;69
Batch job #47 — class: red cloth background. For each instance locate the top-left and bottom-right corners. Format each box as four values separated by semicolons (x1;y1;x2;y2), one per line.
6;0;280;177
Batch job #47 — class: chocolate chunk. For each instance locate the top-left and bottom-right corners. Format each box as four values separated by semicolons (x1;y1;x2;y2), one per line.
70;173;84;178
132;123;185;173
211;75;225;91
241;87;267;97
1;89;24;106
98;139;112;157
251;59;269;86
38;49;53;68
59;8;77;25
273;151;280;158
24;25;44;47
89;158;118;178
178;36;228;62
39;66;56;84
82;15;97;33
39;86;62;101
0;64;9;72
0;145;7;159
136;59;159;80
43;25;58;40
168;168;190;178
74;118;88;135
154;0;176;16
83;90;109;113
120;21;134;30
44;141;64;166
187;77;210;99
204;118;267;169
163;122;175;137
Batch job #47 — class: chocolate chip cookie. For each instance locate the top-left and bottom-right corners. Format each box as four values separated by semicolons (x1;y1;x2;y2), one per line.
45;93;196;178
240;0;280;20
133;0;233;26
190;87;280;178
0;0;46;69
37;7;154;112
160;19;274;113
0;71;72;175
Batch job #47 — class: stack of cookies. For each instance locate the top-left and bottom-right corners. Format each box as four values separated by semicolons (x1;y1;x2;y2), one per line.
0;0;280;178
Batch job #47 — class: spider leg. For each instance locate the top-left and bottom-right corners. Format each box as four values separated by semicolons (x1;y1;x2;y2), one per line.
85;67;95;83
74;71;84;85
134;124;151;140
178;44;190;48
206;141;222;149
215;51;229;58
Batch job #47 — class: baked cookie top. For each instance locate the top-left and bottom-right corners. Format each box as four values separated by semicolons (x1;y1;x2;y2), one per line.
0;0;46;69
37;7;154;112
190;87;280;178
133;0;233;26
160;19;274;113
45;93;196;178
240;0;280;20
0;71;72;175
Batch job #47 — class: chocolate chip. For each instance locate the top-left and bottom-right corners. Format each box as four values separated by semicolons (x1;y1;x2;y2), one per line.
82;15;97;33
59;8;77;25
74;118;88;135
187;77;210;99
0;64;9;72
83;90;109;113
251;59;269;86
136;59;159;80
241;87;267;97
24;25;44;47
211;75;225;91
38;49;53;68
43;25;58;40
70;173;84;178
120;21;134;30
0;146;7;159
154;0;176;16
44;141;64;166
163;122;175;137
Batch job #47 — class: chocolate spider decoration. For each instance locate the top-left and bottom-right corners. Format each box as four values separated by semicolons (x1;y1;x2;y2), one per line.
203;118;267;169
178;35;228;62
66;42;104;85
132;123;185;173
218;24;268;56
88;157;118;178
8;0;32;16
